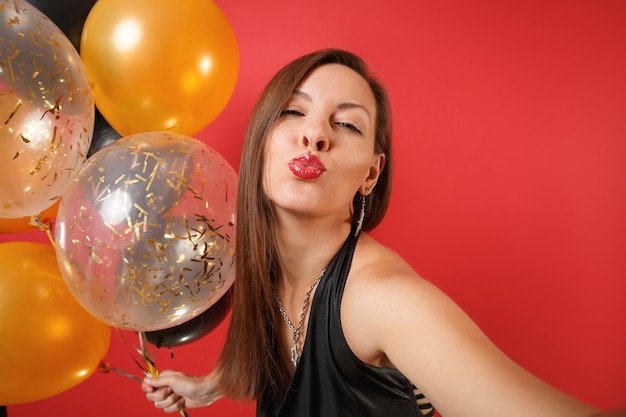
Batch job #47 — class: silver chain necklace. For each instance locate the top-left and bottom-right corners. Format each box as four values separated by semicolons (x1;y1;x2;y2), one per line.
275;268;327;367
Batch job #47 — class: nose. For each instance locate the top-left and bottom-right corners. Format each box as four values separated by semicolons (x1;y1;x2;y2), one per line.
301;122;330;152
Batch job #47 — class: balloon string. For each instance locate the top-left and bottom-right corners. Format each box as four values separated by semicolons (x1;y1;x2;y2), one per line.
99;361;144;383
29;213;55;248
138;331;158;377
101;330;188;417
137;332;189;417
104;329;155;379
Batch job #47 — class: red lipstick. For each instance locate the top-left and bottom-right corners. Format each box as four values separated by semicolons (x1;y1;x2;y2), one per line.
288;154;326;179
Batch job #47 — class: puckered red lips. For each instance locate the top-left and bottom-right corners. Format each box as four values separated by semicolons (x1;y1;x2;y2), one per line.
288;154;326;179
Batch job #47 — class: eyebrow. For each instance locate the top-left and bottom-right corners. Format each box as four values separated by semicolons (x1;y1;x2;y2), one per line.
292;89;371;116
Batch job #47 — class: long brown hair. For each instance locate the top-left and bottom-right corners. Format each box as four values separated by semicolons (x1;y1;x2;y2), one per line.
216;48;393;401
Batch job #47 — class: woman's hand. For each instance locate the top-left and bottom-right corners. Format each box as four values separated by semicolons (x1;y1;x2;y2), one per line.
142;370;222;413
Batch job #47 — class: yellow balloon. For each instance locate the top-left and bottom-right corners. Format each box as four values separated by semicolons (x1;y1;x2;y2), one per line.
80;0;239;136
0;241;111;405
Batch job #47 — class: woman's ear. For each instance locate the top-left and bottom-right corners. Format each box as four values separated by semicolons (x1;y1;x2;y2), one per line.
360;153;386;195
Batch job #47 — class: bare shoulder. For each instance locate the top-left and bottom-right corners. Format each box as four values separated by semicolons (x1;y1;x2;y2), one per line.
350;233;414;275
345;233;443;305
344;233;499;374
342;233;459;366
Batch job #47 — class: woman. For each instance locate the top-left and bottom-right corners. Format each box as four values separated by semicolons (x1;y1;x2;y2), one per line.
143;49;624;417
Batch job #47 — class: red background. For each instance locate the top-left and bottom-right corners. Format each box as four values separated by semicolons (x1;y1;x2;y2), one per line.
4;0;625;415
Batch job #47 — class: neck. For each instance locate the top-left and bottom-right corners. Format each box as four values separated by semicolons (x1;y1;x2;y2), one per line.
275;213;351;287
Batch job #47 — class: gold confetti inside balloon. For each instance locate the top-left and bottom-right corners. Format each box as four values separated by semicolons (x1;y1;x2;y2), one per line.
54;132;237;331
0;0;94;218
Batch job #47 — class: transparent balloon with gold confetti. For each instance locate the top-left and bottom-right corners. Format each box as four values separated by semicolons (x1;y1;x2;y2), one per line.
54;131;237;331
0;0;94;218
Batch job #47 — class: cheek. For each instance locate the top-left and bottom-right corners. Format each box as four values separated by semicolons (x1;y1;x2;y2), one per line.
348;151;377;176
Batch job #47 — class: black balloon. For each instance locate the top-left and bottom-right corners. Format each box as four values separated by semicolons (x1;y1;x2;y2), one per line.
26;0;97;52
145;288;233;348
87;110;122;157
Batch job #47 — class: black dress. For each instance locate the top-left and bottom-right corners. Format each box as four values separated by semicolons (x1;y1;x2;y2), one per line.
257;226;435;417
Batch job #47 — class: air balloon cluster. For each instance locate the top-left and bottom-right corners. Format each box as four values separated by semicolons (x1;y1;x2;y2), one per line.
0;0;239;405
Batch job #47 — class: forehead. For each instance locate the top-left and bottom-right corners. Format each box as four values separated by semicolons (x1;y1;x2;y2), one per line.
295;63;376;110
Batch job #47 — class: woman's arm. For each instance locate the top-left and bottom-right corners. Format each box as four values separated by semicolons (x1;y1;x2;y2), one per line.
344;252;624;417
142;369;222;413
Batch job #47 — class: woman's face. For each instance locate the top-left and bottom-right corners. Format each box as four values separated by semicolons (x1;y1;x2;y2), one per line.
263;63;384;223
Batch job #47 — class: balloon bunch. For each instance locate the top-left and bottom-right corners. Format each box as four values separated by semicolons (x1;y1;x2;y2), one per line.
0;0;239;406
